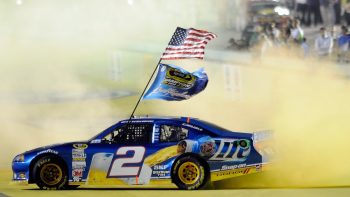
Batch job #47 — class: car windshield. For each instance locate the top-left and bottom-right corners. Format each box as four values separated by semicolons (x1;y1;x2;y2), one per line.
88;131;105;142
88;123;118;142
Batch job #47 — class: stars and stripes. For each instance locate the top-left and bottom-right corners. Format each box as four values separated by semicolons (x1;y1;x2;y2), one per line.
161;27;217;60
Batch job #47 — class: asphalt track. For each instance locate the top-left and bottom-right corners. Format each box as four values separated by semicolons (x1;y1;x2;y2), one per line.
1;169;350;197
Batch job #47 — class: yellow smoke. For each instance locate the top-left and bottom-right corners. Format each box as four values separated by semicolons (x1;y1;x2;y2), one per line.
210;52;350;188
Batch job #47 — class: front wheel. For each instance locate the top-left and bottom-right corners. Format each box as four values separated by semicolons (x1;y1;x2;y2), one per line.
171;156;208;190
33;156;68;190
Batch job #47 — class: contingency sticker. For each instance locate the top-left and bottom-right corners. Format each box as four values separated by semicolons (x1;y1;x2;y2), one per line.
72;144;88;182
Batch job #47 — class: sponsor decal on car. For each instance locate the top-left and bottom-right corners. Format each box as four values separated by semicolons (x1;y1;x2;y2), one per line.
72;149;86;159
36;149;58;155
120;120;154;124
72;161;86;169
210;139;251;161
73;157;86;161
199;140;216;157
152;170;170;177
72;144;88;150
152;165;170;178
181;123;203;131
90;139;101;144
72;145;87;182
215;167;250;177
73;169;83;177
221;163;247;170
153;164;168;170
72;169;84;182
177;141;187;154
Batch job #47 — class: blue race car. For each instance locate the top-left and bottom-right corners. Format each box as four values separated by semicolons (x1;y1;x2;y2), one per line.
12;116;270;190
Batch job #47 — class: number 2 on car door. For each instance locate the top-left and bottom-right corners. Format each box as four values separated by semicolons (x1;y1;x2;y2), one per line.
108;146;146;177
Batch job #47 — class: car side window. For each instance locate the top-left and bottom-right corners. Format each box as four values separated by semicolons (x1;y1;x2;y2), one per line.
103;124;153;144
160;125;188;142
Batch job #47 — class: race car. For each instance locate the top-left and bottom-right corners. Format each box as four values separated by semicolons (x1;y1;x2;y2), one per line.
12;116;270;190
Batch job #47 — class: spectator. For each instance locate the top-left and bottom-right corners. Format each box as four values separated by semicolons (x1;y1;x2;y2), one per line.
301;37;310;57
337;26;350;63
296;0;308;25
333;0;341;25
320;0;336;27
271;23;281;40
315;27;334;57
267;23;281;46
290;19;304;44
248;25;263;48
281;18;293;44
306;0;323;26
344;1;350;26
330;26;339;42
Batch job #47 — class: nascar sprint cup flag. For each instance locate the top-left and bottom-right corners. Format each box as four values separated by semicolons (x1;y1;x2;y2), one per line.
143;64;208;101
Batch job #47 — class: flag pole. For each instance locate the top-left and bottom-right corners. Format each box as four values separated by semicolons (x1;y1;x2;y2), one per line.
126;28;180;123
125;27;216;124
127;58;162;121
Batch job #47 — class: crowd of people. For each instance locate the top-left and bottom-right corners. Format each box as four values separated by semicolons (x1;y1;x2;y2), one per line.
294;0;350;62
294;0;342;27
235;12;350;63
226;0;350;63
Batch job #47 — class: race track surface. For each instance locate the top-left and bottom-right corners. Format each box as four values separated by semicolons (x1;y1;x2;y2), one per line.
1;169;350;197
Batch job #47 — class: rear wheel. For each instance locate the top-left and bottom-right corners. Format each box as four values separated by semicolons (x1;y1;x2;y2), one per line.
172;156;208;190
33;156;68;190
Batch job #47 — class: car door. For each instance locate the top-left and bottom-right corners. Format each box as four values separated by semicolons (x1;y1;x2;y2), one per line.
142;121;190;179
86;122;156;185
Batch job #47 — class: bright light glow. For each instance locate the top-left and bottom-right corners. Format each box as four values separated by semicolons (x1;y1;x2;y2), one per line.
128;0;133;6
274;6;290;16
16;0;22;5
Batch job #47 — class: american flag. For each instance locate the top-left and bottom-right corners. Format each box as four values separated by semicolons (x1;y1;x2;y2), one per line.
161;27;217;60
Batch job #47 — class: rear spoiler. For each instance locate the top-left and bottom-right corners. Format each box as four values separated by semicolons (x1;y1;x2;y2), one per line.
252;130;274;163
253;130;273;142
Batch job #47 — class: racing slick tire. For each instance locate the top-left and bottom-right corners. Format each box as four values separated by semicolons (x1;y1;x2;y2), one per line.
171;156;209;190
32;155;68;190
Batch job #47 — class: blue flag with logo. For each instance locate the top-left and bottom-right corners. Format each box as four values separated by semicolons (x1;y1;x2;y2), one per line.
143;64;208;101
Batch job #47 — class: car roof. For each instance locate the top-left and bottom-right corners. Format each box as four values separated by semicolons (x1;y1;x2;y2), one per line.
120;116;252;139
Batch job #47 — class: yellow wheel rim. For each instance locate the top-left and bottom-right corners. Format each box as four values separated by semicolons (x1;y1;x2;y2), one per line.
178;161;200;185
40;163;63;186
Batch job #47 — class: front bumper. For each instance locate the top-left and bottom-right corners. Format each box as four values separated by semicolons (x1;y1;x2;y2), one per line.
12;160;30;183
12;168;29;185
12;171;29;181
10;180;29;186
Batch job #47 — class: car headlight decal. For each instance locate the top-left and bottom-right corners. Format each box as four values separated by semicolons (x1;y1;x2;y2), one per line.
13;154;25;162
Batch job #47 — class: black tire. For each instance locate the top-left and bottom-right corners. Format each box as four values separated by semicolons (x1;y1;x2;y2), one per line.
32;156;68;190
171;156;209;190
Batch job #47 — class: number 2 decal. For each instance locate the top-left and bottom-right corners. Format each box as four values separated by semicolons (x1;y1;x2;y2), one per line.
107;146;146;177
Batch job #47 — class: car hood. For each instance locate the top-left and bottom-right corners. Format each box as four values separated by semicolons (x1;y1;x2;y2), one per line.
24;141;88;155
